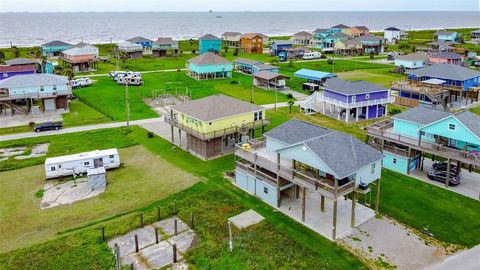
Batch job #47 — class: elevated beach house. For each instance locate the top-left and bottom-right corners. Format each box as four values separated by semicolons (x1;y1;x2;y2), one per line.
240;33;263;54
351;26;369;37
152;37;179;57
429;52;464;65
270;40;293;58
253;71;289;90
365;106;480;182
394;53;429;69
300;78;394;122
330;24;352;35
334;39;362;55
312;28;335;49
165;94;268;160
234;119;383;240
60;43;99;72
198;34;221;54
470;30;480;44
127;37;153;53
292;31;314;46
41;40;73;57
383;27;404;44
0;58;37;80
116;41;143;59
434;31;458;42
355;35;385;54
0;74;71;115
293;69;337;91
222;32;242;48
186;52;232;80
233;58;279;75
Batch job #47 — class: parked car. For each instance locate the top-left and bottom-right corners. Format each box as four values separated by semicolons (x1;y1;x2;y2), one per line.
427;169;461;186
432;161;458;175
70;77;92;88
34;122;63;133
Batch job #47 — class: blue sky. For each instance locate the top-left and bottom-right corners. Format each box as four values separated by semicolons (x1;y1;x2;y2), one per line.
1;0;479;12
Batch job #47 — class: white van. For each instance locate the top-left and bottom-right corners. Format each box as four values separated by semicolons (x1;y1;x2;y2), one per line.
302;52;322;60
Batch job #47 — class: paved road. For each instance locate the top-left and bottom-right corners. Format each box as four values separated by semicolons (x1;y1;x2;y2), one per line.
0;118;163;142
425;245;480;270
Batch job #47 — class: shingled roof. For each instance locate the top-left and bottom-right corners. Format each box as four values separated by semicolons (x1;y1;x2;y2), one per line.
127;36;153;43
41;40;72;47
188;52;230;66
265;120;383;179
0;74;68;88
324;78;386;95
406;64;480;81
171;94;263;122
4;58;37;66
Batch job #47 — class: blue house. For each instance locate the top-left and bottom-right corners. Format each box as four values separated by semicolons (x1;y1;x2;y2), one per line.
321;32;349;51
313;28;336;49
198;34;221;54
1;58;37;80
233;58;279;74
270;40;293;57
405;64;480;91
293;68;336;90
356;35;385;54
434;31;458;42
367;106;480;175
329;24;351;34
186;52;232;80
394;53;429;69
41;40;73;57
300;78;393;122
127;37;153;52
235;119;383;240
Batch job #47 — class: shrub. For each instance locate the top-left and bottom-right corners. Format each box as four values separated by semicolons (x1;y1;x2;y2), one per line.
286;93;294;99
389;108;402;115
28;122;36;128
230;80;239;84
147;131;155;138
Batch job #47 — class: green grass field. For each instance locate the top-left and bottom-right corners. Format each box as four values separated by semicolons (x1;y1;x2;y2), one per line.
337;68;403;88
62;100;112;127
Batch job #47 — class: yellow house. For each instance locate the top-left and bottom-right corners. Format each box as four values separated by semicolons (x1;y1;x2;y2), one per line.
166;94;268;160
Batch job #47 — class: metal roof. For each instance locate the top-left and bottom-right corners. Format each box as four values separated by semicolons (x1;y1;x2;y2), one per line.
323;78;387;95
406;64;480;81
171;94;263;122
45;149;118;165
293;69;336;81
265;119;383;179
199;34;220;40
253;71;288;81
4;58;37;65
396;53;429;61
188;52;230;66
422;78;447;85
41;40;72;47
127;36;153;43
0;74;69;88
254;63;278;70
233;58;261;65
117;41;143;51
430;52;463;60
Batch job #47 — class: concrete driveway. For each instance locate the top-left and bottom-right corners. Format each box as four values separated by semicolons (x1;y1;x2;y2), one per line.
411;159;480;200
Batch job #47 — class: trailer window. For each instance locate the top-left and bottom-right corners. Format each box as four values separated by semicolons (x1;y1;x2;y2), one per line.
58;165;61;169
51;167;56;171
109;155;114;158
84;161;90;165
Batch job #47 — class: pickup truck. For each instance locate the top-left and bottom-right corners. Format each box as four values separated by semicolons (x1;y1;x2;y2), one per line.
34;122;63;133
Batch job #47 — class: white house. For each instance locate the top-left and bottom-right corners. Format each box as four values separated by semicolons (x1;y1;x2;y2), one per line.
45;148;120;179
384;27;404;44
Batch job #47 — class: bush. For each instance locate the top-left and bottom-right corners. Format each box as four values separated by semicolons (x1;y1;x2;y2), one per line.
28;122;36;128
389;108;402;115
147;131;154;138
230;80;239;84
286;93;294;99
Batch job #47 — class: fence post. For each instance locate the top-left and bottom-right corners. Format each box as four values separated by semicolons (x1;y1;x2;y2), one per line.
157;206;161;221
190;213;194;230
155;227;159;244
173;243;177;263
101;225;105;242
174;218;178;235
114;243;121;270
173;200;177;215
134;234;139;253
140;212;144;227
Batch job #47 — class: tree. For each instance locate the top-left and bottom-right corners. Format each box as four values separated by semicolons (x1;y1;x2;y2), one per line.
0;51;5;64
118;51;130;69
64;66;74;80
224;46;229;54
287;99;295;114
11;46;20;58
369;51;375;59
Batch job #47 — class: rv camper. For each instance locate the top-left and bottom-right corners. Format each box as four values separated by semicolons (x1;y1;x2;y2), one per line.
44;148;120;179
116;76;143;86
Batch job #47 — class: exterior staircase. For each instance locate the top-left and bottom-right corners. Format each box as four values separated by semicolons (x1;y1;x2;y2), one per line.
424;91;449;111
0;101;29;115
299;91;321;114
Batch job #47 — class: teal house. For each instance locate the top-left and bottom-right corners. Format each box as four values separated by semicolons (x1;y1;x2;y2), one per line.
186;52;232;80
198;34;221;54
41;40;73;57
434;31;458;42
367;106;480;175
235;120;383;240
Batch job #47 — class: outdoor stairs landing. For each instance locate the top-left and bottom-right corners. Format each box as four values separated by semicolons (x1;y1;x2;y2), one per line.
300;91;321;114
0;101;29;115
424;92;449;111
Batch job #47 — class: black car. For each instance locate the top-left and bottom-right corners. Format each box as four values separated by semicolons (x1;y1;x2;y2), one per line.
427;170;461;186
34;122;63;133
432;161;458;176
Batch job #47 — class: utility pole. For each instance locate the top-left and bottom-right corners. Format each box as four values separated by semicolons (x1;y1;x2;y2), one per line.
250;73;254;103
274;79;278;111
125;80;130;128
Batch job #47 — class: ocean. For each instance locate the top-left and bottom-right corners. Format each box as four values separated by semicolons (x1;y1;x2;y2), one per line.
0;11;479;47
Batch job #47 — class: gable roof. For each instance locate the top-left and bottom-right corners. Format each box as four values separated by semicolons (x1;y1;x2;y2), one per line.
271;40;293;46
324;78;386;95
41;40;72;47
435;30;456;36
405;64;480;81
384;27;400;31
242;33;262;40
188;52;230;66
233;58;261;65
253;63;278;70
253;71;288;81
62;44;98;56
430;52;463;60
356;34;384;43
153;37;178;45
453;111;480;139
393;106;453;125
222;32;242;37
313;28;330;34
326;32;349;39
4;58;37;66
293;68;336;81
265;120;383;179
0;74;68;88
199;34;220;40
353;26;369;31
396;53;429;61
293;31;313;37
127;36;153;43
117;41;143;51
171;94;263;122
331;24;350;29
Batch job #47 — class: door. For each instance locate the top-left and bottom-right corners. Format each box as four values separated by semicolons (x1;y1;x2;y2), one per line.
93;158;103;168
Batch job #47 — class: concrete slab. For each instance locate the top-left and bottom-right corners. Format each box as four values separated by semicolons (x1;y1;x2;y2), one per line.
139;118;188;152
411;158;480;200
278;190;375;240
125;241;180;270
167;229;196;253
0;107;66;128
15;143;49;159
426;245;480;270
108;226;163;256
228;209;265;229
341;217;449;270
155;217;189;235
40;178;105;209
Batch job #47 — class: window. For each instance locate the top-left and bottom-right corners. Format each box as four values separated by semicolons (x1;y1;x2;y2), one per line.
254;111;263;121
393;158;397;164
53;85;57;91
51;167;56;171
109;155;114;158
40;86;44;91
365;94;370;100
58;165;61;169
371;163;376;174
264;187;268;194
84;161;90;166
448;123;456;131
2;73;7;78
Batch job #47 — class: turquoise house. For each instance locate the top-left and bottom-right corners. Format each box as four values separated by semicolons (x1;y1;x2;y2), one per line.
434;31;458;42
198;34;221;54
394;53;429;69
379;106;480;175
312;28;335;49
41;40;73;57
187;52;232;80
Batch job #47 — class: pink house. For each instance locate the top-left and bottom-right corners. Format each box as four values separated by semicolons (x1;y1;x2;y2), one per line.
429;52;464;65
60;43;99;72
351;26;369;37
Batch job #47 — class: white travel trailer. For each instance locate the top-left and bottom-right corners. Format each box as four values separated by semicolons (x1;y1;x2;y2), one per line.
302;51;322;60
71;77;93;88
116;76;143;86
44;148;120;179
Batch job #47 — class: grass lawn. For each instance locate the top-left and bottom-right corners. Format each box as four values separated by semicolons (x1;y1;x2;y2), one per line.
75;72;291;121
469;104;480;115
0;128;137;172
337;68;403;88
0;145;200;253
62;100;112;127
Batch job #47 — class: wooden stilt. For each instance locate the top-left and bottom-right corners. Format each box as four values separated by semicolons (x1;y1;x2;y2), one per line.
351;191;357;228
170;109;174;143
375;179;381;215
301;187;306;222
445;158;451;188
332;198;337;240
320;195;325;212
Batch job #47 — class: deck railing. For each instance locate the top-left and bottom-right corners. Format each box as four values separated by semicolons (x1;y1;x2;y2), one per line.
390;80;462;93
0;89;72;101
303;91;395;110
165;116;269;141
